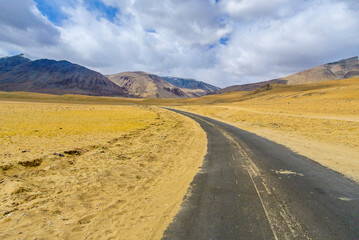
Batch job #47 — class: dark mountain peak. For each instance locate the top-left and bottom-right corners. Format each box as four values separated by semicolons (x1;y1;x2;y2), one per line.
0;53;27;60
31;59;79;68
0;55;127;97
27;59;100;76
0;54;31;74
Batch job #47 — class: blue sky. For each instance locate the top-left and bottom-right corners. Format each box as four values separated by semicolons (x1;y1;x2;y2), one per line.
1;0;359;87
33;0;119;24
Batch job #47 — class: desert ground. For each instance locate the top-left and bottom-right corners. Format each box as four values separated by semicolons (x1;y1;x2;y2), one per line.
0;101;206;239
175;77;359;182
0;77;358;239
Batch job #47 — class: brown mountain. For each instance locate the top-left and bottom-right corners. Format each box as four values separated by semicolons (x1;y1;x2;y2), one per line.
214;56;359;94
108;71;207;98
0;55;127;96
280;56;359;84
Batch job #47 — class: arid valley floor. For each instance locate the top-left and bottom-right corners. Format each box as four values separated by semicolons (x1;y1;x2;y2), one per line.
0;102;206;239
0;77;358;239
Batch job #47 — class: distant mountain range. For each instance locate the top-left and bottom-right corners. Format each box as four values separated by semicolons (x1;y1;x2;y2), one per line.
109;72;214;98
0;54;127;96
160;76;220;92
1;54;358;98
214;56;359;94
0;54;219;98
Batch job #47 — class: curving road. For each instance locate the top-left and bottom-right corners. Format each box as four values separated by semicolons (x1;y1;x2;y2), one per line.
161;108;359;240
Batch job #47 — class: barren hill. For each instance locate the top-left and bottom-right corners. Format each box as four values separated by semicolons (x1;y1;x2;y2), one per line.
215;56;359;94
281;56;359;84
0;55;127;96
109;72;207;98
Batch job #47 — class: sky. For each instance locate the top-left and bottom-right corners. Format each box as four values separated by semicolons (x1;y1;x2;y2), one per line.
0;0;359;87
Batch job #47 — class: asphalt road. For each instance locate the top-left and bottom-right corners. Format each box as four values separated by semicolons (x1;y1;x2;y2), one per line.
161;108;359;240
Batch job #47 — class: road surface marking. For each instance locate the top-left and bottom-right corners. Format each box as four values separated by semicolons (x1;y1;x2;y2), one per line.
274;170;304;177
339;197;353;201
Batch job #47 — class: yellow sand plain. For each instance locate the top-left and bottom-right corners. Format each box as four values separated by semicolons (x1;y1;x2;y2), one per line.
0;77;358;239
176;78;359;182
0;101;206;239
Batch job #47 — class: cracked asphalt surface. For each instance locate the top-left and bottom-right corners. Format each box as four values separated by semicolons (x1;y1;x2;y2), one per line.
161;108;359;240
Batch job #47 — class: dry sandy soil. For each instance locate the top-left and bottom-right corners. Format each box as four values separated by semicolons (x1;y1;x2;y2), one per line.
176;78;359;183
0;101;206;240
0;77;358;239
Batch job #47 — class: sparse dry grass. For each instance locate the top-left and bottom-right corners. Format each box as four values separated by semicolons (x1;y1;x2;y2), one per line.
0;101;206;240
0;102;157;167
176;78;359;182
1;77;358;239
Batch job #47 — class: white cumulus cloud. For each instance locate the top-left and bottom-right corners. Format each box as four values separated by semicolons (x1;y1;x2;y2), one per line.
0;0;358;87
